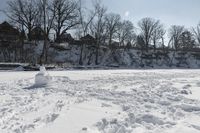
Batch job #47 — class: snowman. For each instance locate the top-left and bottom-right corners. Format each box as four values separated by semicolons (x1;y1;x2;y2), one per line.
35;66;51;86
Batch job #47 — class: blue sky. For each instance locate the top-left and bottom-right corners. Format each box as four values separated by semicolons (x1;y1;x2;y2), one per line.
0;0;200;29
86;0;200;29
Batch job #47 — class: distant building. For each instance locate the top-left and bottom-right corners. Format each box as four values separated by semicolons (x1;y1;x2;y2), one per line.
110;41;120;48
58;33;74;43
0;21;20;47
30;26;45;41
80;34;96;45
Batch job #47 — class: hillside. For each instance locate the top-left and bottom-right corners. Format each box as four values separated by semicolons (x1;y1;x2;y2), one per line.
1;42;200;69
47;44;200;68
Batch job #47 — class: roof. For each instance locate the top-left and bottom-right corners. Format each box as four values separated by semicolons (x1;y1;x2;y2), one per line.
0;21;19;35
59;33;74;43
30;26;45;40
80;34;95;42
31;26;44;33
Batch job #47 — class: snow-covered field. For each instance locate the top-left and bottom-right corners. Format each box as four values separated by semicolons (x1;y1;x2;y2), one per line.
1;69;200;133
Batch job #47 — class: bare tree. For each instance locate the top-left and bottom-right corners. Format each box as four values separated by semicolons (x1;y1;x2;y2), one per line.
38;0;55;63
117;20;134;47
179;30;195;50
168;25;185;51
77;0;97;65
136;35;145;49
138;17;162;51
105;13;121;46
192;22;200;46
38;0;55;38
89;1;107;65
77;0;97;37
52;0;80;42
6;0;39;41
151;23;165;51
126;33;137;48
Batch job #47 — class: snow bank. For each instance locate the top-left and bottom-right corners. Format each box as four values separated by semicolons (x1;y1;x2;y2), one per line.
14;66;25;71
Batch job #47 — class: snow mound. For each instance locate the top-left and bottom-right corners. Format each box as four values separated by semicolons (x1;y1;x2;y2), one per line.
35;66;52;86
135;114;175;125
14;66;25;71
96;118;127;133
177;104;200;112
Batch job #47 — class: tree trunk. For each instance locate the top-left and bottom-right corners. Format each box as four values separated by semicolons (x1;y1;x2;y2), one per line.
95;41;99;65
109;33;112;46
145;37;149;52
79;44;84;65
28;26;32;41
161;37;165;52
153;39;156;52
95;48;99;65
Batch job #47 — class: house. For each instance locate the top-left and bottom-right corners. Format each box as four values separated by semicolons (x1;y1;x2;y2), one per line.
80;34;96;45
58;33;74;43
110;41;120;49
30;26;45;41
0;21;20;47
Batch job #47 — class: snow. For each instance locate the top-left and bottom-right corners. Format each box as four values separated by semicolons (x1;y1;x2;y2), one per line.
14;66;25;71
1;69;200;133
34;67;51;86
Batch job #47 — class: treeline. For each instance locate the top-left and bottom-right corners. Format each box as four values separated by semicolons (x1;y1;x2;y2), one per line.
1;0;200;65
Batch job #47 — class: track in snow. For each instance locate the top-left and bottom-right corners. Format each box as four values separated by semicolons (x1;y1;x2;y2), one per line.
0;70;200;133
